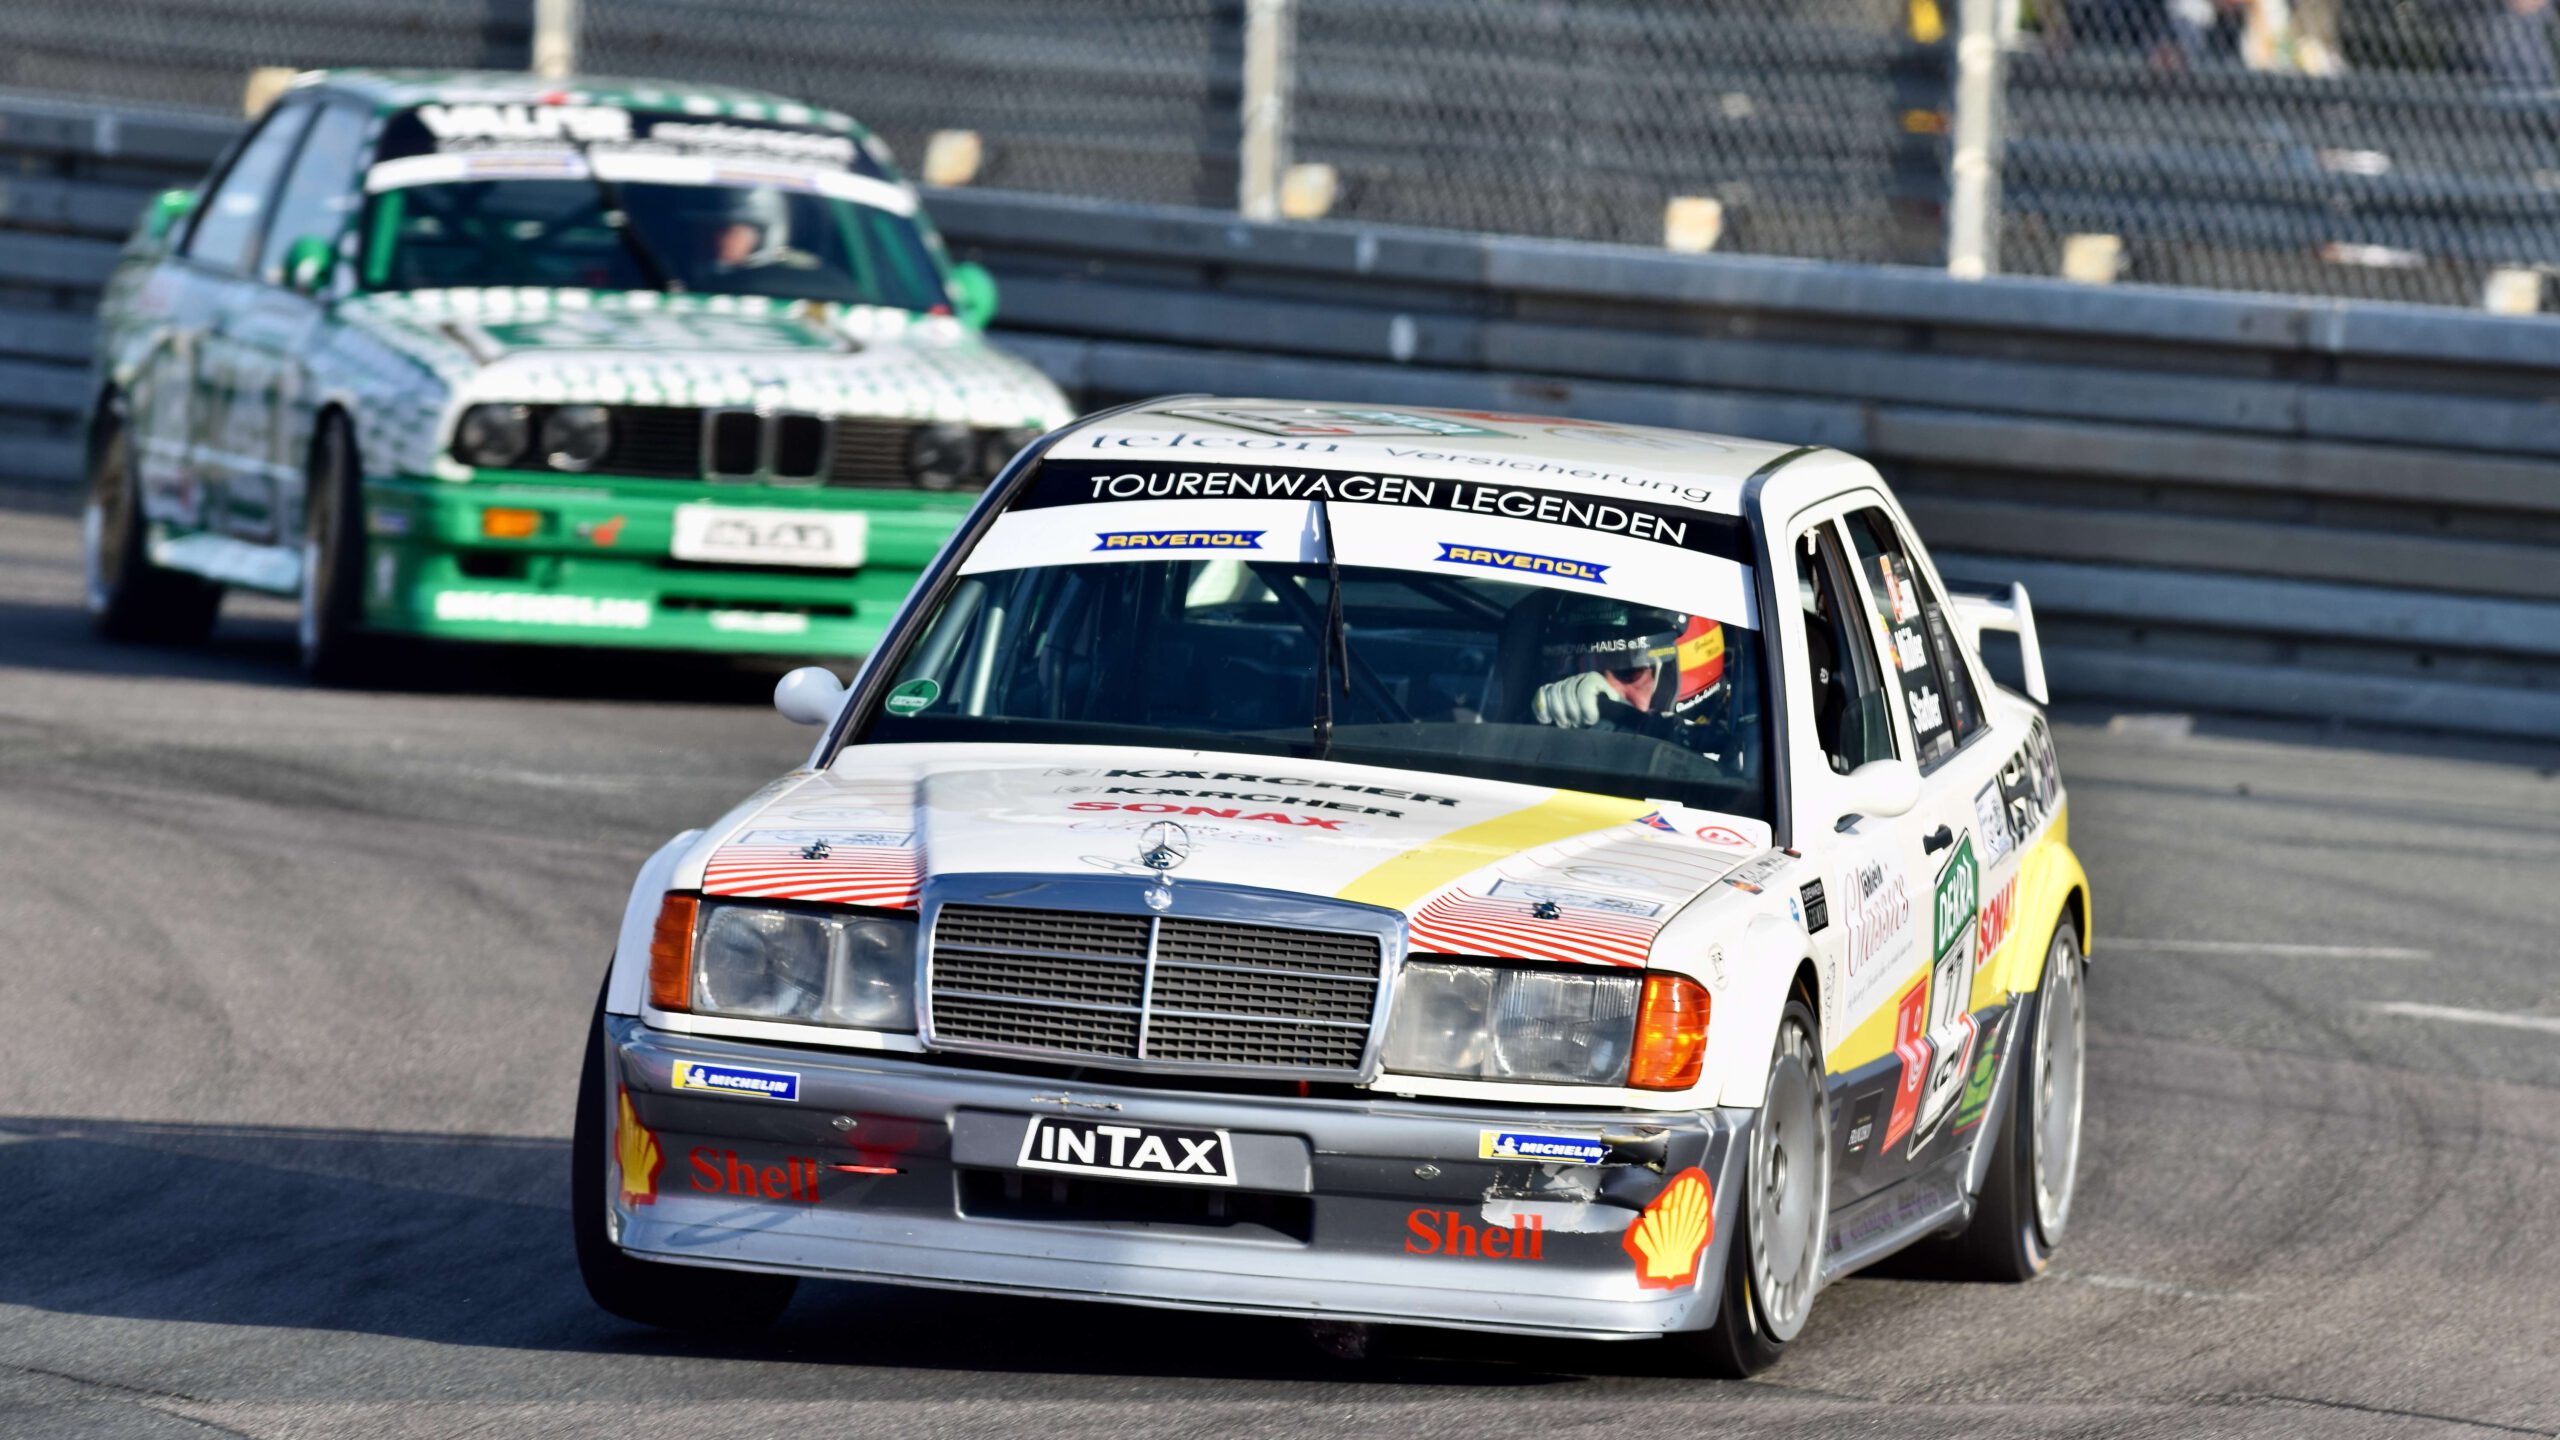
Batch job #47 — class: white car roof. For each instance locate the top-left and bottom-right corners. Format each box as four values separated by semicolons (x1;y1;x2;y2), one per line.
1053;397;1816;520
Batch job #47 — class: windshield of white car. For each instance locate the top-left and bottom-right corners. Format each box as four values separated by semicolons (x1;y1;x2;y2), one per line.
357;178;948;308
846;558;1774;821
359;104;948;308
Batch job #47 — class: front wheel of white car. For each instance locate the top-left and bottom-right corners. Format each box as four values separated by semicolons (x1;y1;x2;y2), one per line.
298;415;379;684
570;980;797;1333
1683;996;1829;1378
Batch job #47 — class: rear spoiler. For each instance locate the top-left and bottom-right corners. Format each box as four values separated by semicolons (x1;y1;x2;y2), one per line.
1947;583;2049;704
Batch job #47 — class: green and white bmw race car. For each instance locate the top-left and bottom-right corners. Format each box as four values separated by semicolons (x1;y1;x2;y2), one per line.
82;70;1072;677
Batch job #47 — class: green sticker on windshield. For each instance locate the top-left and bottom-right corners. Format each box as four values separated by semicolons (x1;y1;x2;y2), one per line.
884;678;940;717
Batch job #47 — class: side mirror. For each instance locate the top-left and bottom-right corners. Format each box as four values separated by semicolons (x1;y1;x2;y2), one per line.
282;234;334;296
946;260;998;329
1833;757;1920;829
773;666;847;726
144;188;198;243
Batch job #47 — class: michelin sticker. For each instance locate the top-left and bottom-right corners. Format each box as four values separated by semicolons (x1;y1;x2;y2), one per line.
1480;1130;1608;1166
671;1060;801;1102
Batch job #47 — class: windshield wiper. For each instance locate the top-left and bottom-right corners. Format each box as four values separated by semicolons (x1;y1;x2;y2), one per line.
566;138;680;293
1310;500;1351;760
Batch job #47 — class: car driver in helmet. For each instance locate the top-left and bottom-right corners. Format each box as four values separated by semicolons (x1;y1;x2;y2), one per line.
695;187;816;275
1521;594;1729;739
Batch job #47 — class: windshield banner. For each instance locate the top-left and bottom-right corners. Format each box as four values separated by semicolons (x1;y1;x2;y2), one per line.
365;149;916;215
968;461;1758;629
1017;460;1747;561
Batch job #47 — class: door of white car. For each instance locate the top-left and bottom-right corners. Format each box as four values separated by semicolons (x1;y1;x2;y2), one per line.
1777;506;1939;1204
219;100;373;556
171;100;316;549
130;102;311;534
1834;500;2012;1183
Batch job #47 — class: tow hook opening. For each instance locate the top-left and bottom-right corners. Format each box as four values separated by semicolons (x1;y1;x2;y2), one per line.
1306;1320;1375;1362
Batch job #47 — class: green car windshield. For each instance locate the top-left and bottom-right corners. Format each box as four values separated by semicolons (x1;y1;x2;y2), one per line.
361;178;948;309
357;104;948;309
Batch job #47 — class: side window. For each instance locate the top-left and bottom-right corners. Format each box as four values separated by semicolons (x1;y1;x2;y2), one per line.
184;103;315;275
1844;506;1984;769
1795;522;1898;775
256;103;374;287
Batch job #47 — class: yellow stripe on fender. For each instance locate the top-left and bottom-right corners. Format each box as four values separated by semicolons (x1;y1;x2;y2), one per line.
1823;812;2089;1074
1335;790;1650;912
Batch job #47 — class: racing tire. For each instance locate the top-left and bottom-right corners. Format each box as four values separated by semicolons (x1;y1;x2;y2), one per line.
1938;913;2086;1282
298;414;376;685
570;981;798;1333
1685;996;1829;1378
84;397;222;645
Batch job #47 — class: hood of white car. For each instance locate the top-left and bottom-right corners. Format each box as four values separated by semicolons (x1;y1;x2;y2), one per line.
678;743;1774;968
338;287;1072;428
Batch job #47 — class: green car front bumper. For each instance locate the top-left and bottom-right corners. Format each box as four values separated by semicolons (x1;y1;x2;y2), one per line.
357;472;974;655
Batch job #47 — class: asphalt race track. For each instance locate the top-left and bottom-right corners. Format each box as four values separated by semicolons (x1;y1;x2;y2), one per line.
5;484;2558;1439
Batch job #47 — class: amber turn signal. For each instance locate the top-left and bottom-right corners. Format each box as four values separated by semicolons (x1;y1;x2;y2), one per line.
647;894;698;1012
1628;973;1710;1090
480;506;543;539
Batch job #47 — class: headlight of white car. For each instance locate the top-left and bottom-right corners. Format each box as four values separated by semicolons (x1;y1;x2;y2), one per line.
453;403;531;468
650;897;917;1032
1381;960;1642;1084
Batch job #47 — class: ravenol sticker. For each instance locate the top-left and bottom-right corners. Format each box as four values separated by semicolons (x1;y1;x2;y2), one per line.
670;1060;801;1102
1479;1129;1609;1166
1435;542;1608;584
1094;529;1264;551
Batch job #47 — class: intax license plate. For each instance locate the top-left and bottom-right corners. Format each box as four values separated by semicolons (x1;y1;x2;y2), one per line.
1016;1115;1238;1186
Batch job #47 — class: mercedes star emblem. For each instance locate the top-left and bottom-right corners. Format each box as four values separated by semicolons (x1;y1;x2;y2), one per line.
1138;820;1192;873
1138;820;1190;911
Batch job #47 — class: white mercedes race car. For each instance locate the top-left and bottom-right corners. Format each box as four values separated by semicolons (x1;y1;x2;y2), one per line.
573;397;2093;1374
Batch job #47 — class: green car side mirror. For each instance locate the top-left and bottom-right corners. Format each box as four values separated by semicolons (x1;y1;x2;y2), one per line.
144;188;198;243
946;260;998;330
282;234;335;296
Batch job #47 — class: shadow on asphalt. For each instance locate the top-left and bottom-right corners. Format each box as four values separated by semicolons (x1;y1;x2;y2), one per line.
0;1116;1699;1389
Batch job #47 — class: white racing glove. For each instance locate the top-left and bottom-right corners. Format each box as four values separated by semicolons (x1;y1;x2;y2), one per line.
1531;671;1628;728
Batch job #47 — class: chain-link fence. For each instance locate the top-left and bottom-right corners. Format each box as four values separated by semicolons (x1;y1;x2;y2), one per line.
1289;0;1910;261
5;0;2557;306
2004;0;2560;305
585;0;1243;209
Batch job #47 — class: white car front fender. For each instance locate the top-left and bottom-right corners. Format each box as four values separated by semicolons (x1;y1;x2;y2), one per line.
1713;912;1814;1109
605;829;702;1016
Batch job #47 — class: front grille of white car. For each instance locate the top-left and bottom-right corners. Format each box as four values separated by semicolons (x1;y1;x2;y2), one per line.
926;904;1386;1077
516;405;977;489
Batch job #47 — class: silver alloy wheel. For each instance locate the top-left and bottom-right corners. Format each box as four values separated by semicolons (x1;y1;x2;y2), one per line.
299;423;337;661
296;535;323;654
84;420;128;616
83;502;111;614
2032;926;2087;1241
1747;1013;1828;1342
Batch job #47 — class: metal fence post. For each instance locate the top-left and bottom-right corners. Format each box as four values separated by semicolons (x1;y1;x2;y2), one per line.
532;0;580;78
1945;0;2006;278
1238;0;1293;219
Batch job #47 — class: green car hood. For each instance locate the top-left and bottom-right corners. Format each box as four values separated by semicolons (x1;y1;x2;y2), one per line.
334;287;1072;428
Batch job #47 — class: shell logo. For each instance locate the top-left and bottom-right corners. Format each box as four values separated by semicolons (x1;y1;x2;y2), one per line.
1623;1166;1715;1289
616;1088;664;1207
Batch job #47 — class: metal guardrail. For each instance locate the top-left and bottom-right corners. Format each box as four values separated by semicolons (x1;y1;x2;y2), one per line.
3;89;2555;737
